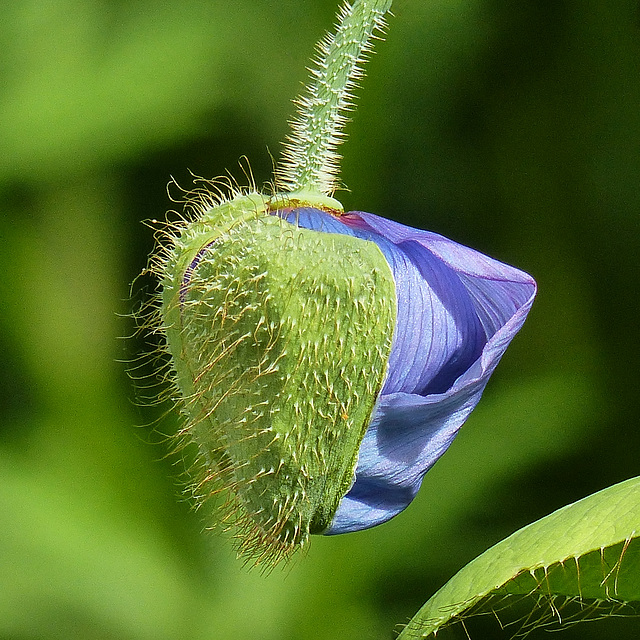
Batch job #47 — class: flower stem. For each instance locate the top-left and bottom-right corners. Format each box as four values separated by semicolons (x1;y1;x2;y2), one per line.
276;0;392;197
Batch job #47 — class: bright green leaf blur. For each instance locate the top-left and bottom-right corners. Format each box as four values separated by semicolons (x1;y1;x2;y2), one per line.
1;1;639;639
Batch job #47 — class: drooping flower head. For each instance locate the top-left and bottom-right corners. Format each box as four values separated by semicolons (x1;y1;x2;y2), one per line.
154;189;535;565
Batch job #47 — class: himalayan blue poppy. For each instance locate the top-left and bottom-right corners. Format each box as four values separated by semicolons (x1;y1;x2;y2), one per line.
160;193;535;562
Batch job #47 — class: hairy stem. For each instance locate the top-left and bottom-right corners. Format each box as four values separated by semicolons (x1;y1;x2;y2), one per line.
276;0;392;197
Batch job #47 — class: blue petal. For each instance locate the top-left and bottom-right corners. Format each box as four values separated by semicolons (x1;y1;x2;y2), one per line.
276;207;360;237
325;211;536;533
356;233;487;396
326;389;482;533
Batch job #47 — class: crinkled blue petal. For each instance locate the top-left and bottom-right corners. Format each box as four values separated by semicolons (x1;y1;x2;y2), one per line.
276;207;536;535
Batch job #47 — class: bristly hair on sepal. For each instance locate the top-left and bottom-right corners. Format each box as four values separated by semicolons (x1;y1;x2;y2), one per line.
276;0;392;197
133;176;306;571
136;174;384;571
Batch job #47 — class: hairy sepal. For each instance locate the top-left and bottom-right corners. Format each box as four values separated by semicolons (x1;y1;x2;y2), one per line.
160;192;396;566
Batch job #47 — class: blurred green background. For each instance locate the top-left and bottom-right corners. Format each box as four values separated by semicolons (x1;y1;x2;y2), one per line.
1;1;639;638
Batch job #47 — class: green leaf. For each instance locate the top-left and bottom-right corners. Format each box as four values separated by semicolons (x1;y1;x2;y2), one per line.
399;476;640;638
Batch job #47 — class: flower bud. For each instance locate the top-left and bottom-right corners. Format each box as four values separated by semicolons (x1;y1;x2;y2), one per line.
156;189;536;565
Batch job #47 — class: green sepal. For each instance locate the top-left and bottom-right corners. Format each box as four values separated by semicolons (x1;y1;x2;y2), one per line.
160;193;396;564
